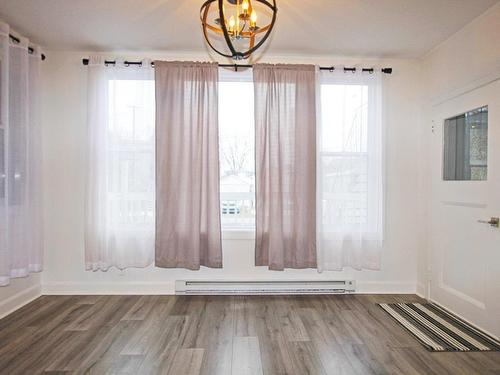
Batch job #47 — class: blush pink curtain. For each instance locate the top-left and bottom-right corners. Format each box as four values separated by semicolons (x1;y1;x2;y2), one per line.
154;61;222;269
253;64;317;270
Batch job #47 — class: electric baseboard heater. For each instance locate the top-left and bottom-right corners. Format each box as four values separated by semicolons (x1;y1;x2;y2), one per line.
175;280;356;295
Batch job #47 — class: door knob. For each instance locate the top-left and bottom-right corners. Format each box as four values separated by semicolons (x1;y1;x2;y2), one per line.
478;217;499;228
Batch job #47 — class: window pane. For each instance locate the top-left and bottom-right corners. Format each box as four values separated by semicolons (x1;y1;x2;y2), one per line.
443;106;487;181
321;84;368;153
320;154;368;226
219;80;255;230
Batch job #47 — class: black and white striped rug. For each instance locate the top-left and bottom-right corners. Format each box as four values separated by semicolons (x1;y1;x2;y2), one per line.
378;302;500;352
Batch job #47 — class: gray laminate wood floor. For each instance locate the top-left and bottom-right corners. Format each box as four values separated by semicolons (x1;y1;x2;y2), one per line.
0;294;499;374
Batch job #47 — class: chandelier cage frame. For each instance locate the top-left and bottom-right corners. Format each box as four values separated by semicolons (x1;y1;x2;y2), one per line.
200;0;278;60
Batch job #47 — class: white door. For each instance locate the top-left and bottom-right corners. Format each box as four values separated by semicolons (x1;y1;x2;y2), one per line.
429;78;500;339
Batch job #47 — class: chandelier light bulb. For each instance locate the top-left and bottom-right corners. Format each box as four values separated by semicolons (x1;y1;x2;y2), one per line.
250;9;257;26
242;0;249;14
228;15;236;32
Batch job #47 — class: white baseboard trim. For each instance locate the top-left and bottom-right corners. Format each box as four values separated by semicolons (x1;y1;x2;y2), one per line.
0;284;42;319
42;281;417;296
42;282;176;295
356;281;417;294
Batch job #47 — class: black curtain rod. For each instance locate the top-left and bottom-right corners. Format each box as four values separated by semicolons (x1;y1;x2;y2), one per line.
9;34;46;61
81;58;392;74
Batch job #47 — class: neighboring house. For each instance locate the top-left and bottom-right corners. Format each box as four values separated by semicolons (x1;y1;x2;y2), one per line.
220;173;255;226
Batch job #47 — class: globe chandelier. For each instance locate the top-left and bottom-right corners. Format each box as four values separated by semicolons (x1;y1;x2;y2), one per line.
200;0;277;60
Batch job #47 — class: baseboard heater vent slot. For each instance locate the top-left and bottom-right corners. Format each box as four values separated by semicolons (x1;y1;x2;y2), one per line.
175;280;356;295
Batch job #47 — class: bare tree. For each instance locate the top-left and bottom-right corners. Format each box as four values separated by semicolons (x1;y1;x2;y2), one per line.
221;137;251;175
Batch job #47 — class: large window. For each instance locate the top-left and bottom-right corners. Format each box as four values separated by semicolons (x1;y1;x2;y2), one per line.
104;69;382;235
107;78;155;228
318;72;383;236
320;83;369;225
218;70;256;230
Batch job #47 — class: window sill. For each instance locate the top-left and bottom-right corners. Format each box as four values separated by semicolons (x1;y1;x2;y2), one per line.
222;230;255;240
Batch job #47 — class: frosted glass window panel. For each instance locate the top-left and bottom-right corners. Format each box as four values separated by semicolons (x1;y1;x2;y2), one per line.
443;106;488;181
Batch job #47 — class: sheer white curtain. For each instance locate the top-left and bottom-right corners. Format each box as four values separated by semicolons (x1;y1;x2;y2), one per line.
85;56;155;271
0;22;43;286
317;69;384;271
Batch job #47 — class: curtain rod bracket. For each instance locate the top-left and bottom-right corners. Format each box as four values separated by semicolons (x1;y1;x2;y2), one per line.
9;34;46;61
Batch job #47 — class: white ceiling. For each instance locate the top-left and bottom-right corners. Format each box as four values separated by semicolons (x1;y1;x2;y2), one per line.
0;0;498;58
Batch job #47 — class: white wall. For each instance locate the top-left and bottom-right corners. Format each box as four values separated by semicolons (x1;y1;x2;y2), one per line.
423;3;500;103
40;51;424;295
418;2;500;298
